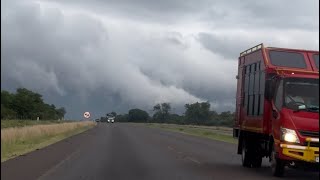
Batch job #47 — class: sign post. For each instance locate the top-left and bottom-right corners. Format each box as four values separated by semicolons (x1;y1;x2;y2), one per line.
83;112;91;120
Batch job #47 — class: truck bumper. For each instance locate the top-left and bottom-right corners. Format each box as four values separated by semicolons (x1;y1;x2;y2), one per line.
280;138;319;163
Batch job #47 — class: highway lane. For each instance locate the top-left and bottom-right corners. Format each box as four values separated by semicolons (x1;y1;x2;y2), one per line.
2;123;319;180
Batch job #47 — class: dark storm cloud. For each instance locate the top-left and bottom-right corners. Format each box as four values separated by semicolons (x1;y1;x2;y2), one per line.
1;0;205;118
1;0;318;119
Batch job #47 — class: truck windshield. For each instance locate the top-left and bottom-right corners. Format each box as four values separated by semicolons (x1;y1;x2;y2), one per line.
284;78;319;112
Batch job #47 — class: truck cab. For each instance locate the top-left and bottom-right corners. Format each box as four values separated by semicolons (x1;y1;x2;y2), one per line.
233;44;319;177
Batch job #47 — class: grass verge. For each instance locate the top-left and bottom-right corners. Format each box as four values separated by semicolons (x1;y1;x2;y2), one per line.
1;120;74;129
1;121;96;162
143;123;238;144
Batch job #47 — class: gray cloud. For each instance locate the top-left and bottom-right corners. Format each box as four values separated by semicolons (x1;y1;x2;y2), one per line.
197;30;319;59
1;0;318;119
45;0;212;24
46;0;319;30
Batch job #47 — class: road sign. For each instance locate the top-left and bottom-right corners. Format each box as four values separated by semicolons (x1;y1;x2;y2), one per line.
84;112;91;119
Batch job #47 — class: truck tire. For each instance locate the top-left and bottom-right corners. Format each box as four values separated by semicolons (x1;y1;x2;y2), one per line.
252;155;262;168
242;140;252;167
271;144;285;177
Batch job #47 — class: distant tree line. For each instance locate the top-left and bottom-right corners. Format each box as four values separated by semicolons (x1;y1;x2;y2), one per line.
1;88;66;120
102;101;235;127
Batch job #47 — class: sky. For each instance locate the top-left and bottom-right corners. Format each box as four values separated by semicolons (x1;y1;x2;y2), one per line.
1;0;319;119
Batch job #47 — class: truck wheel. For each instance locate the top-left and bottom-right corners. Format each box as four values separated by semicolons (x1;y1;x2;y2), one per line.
242;140;252;167
271;144;285;177
252;155;262;168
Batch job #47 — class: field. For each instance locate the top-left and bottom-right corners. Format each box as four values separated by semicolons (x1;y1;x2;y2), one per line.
144;123;237;144
1;121;96;162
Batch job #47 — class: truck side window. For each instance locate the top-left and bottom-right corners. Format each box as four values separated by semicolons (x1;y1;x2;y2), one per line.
244;62;265;116
249;64;255;115
259;70;265;115
274;80;284;110
244;65;250;111
254;62;260;116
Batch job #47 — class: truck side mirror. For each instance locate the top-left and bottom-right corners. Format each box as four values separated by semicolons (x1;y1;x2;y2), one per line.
265;79;274;100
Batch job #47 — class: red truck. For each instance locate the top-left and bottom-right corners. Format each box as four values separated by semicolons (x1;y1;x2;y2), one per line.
233;43;319;177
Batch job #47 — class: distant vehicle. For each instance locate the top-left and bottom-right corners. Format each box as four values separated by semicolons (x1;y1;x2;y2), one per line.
233;43;319;177
107;117;115;123
95;119;100;122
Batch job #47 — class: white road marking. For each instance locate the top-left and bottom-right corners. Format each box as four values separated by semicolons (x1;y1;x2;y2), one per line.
37;149;81;180
186;157;201;164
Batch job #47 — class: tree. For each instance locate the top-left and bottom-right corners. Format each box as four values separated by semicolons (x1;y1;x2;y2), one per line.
153;103;171;114
56;107;66;119
128;109;149;122
1;88;67;120
115;114;129;122
168;114;184;124
184;101;211;125
1;90;15;108
1;104;17;119
100;116;107;122
1;91;17;119
12;88;45;119
217;111;235;127
202;110;220;125
106;111;117;118
153;103;171;123
110;111;117;117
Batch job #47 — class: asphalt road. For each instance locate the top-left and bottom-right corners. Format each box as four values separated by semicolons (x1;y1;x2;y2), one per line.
1;123;319;180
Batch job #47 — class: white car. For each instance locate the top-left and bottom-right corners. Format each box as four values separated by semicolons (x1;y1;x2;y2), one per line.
107;117;115;123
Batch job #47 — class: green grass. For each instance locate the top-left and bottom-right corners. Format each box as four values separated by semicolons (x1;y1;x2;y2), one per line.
1;120;73;129
1;122;95;162
144;123;238;144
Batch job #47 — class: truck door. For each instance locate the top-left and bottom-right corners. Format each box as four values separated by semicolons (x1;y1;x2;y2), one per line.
271;79;283;141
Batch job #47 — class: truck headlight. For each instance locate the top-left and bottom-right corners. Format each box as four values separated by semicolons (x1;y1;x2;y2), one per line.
281;128;300;143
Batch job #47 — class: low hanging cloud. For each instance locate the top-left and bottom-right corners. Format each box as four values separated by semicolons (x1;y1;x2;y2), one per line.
197;30;319;59
1;0;318;119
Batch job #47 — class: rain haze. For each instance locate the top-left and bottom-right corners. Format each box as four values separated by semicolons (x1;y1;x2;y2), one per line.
1;0;319;119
